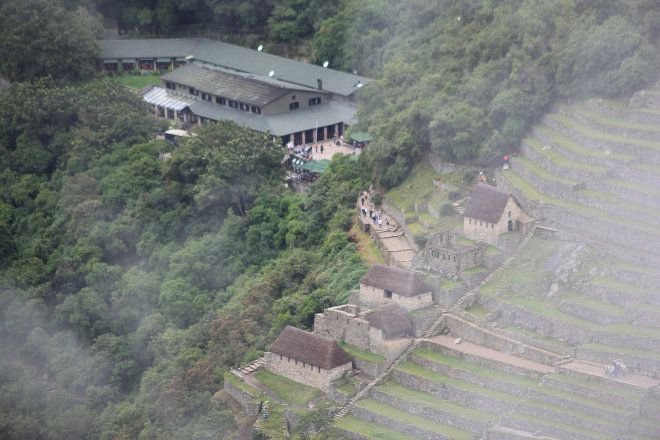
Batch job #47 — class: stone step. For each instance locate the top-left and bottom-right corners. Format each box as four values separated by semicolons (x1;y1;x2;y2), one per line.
351;397;475;440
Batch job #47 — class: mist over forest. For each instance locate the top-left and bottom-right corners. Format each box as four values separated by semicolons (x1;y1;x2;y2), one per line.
0;0;658;439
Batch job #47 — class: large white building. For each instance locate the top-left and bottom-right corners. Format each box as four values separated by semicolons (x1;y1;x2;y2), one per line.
98;38;373;144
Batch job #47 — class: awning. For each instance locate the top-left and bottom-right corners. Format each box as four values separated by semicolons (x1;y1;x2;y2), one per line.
165;129;190;137
299;159;330;174
142;86;196;111
103;58;118;63
120;59;136;64
349;131;372;142
157;58;171;62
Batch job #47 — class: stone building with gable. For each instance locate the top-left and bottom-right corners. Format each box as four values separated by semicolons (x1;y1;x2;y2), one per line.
358;263;433;312
264;325;352;391
463;183;534;246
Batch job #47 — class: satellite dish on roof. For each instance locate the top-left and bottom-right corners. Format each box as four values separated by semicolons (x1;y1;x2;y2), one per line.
257;45;263;52
268;70;275;77
322;61;329;68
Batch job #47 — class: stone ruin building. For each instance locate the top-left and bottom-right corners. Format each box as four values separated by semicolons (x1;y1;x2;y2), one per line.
264;325;352;391
412;230;484;278
463;183;534;246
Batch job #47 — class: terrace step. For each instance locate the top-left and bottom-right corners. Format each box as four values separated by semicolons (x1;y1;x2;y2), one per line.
333;414;421;440
593;324;660;354
498;413;615;440
351;397;474;440
498;169;660;257
576;342;660;372
371;381;495;435
540;373;643;411
423;334;554;379
520;138;610;183
611;263;660;290
486;425;562;440
542;113;660;164
629;417;660;439
555;104;660;142
584;277;660;307
530;124;635;169
557;298;625;327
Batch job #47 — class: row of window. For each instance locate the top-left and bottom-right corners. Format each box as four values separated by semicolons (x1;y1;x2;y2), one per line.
468;218;495;229
167;82;321;114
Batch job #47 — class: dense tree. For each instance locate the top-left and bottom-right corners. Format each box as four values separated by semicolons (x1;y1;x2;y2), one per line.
0;0;102;82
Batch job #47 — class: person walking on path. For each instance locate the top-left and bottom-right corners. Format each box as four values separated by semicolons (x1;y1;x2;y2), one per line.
378;217;382;229
320;144;324;154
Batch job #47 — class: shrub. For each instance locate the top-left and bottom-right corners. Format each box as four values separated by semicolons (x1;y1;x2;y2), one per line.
440;203;454;216
371;193;383;206
448;190;461;201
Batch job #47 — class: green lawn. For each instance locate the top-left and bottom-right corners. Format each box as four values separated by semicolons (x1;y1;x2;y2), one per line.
525;137;609;173
385;160;440;212
253;369;323;407
354;398;474;439
509;413;616;440
334;415;419;440
513;156;578;185
564;104;660;133
114;73;163;89
338;341;386;363
548;113;660;151
224;372;263;397
536;124;635;162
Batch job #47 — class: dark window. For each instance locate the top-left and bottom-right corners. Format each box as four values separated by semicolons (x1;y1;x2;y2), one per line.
189;87;198;96
202;93;211;102
216;96;226;105
240;103;249;111
289;102;299;110
165;82;175;90
292;95;296;100
308;97;321;106
251;106;261;114
228;100;238;108
384;290;392;299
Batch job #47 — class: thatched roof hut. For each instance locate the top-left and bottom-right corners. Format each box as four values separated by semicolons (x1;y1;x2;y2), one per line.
269;326;352;370
359;264;431;297
463;184;514;223
367;303;413;339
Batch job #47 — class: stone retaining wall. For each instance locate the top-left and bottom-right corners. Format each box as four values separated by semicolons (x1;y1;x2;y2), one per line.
427;276;467;308
352;357;387;378
439;315;562;366
574;346;660;372
410;307;445;337
557;301;623;327
370;389;489;434
509;158;576;200
592;330;660;353
611;267;660;289
349;405;451;440
500;415;602;440
554;105;660;142
624;305;660;328
419;341;547;379
223;380;262;416
541;115;660;164
391;369;516;416
540;376;640;411
521;137;609;182
515;403;627;437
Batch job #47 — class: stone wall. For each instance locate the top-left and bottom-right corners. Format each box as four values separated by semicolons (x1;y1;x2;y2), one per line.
352;356;388;377
540;375;640;411
556;301;622;327
426;276;467;308
314;306;371;352
575;346;660;372
440;314;561;366
223;379;262;416
463;197;522;246
624;305;660;328
592;330;660;353
410;307;445;337
264;352;351;392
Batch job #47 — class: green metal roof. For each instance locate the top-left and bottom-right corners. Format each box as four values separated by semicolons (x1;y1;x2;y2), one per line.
349;131;372;142
101;38;373;97
264;100;358;136
299;159;330;173
162;62;303;106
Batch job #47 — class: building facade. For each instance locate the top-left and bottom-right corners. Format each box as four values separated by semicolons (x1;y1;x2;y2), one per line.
98;38;372;143
358;264;434;312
